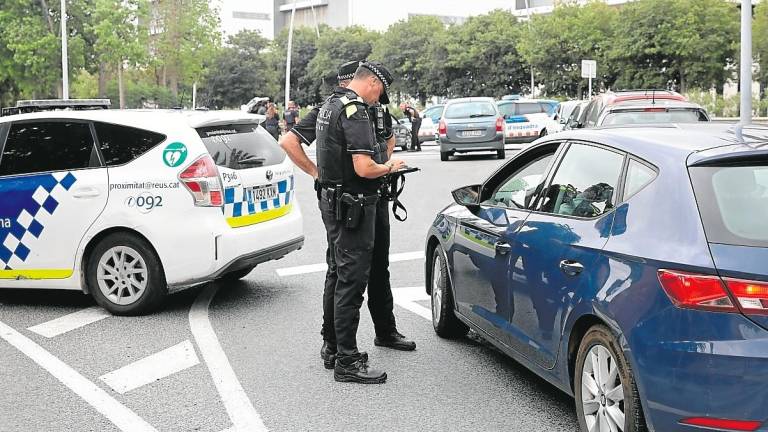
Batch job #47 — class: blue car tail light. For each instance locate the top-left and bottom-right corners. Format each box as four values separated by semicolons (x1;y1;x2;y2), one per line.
680;417;762;431
658;270;768;315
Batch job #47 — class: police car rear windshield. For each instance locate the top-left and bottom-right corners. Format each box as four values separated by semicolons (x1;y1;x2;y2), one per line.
196;123;285;170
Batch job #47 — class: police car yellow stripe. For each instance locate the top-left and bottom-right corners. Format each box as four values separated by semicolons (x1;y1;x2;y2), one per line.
0;269;74;279
226;204;293;228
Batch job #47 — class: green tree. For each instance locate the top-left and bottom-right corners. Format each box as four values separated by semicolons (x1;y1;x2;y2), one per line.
202;30;277;109
611;0;738;93
268;26;320;106
151;0;221;103
0;0;88;98
517;2;618;98
88;0;149;107
371;15;447;105
755;0;768;105
306;26;380;102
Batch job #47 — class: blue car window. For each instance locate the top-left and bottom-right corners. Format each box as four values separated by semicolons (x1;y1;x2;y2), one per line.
482;154;555;209
624;159;657;199
539;144;624;218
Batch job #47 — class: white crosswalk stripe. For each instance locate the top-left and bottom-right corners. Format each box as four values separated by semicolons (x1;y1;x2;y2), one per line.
28;306;111;338
392;286;431;321
99;340;201;394
276;251;424;277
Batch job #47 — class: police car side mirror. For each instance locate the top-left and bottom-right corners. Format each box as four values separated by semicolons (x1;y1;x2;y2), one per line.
452;184;481;211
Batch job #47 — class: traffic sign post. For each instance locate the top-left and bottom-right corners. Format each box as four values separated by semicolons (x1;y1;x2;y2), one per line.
581;59;596;98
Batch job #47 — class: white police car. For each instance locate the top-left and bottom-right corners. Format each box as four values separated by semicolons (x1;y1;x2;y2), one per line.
0;100;303;315
496;99;559;146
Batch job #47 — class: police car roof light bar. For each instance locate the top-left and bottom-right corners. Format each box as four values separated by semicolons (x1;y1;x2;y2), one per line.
1;98;111;117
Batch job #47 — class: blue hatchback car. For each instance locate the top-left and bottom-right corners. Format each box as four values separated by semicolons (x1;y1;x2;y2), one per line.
425;124;768;432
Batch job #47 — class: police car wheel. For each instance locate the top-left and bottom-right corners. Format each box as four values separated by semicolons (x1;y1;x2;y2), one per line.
430;245;469;339
219;266;254;282
87;233;167;316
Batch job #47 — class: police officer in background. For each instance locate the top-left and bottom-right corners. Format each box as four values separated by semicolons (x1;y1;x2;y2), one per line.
280;61;415;378
316;62;404;384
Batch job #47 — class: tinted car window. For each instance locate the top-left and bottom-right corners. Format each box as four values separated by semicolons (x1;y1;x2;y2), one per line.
197;122;285;170
601;109;705;126
624;159;657;199
539;144;624;218
690;165;768;247
516;103;544;115
0;121;97;176
95;122;167;166
482;154;554;209
444;102;497;119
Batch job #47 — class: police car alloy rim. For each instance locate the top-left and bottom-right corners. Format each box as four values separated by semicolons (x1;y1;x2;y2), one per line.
431;256;443;323
581;345;625;432
96;246;149;306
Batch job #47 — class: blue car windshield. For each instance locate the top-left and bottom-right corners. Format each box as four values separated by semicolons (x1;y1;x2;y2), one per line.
690;164;768;247
445;102;496;119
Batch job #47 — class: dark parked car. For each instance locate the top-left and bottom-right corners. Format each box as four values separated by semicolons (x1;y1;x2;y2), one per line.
425;123;768;432
437;97;505;161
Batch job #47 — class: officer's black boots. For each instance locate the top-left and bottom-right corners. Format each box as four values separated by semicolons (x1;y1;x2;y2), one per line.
374;331;417;351
321;342;369;370
334;356;387;384
320;341;337;370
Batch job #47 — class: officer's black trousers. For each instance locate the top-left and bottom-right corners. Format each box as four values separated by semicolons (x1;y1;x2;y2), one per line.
319;198;396;361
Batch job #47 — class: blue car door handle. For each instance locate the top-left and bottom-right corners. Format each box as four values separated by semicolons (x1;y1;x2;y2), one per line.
559;260;584;276
495;241;512;255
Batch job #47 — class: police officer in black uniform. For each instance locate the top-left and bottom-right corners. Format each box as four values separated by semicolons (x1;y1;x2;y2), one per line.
315;62;404;384
280;61;415;376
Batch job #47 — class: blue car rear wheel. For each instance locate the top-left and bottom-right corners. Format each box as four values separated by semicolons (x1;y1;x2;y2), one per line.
575;325;646;432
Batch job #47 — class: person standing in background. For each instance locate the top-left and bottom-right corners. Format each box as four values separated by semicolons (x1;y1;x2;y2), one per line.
284;101;300;133
263;103;281;141
400;103;421;152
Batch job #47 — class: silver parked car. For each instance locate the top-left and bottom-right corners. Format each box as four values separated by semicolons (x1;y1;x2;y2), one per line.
437;97;505;161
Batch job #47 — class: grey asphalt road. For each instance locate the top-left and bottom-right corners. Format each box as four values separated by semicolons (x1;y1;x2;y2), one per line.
0;142;578;432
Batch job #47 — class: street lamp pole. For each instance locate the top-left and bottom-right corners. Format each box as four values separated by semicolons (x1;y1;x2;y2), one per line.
284;2;297;111
740;0;752;124
60;0;69;99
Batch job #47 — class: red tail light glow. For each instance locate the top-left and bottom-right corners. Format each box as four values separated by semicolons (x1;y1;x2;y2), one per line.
723;278;768;315
657;270;736;312
680;417;761;431
179;155;223;207
643;108;667;112
659;270;768;315
495;117;503;132
438;119;447;136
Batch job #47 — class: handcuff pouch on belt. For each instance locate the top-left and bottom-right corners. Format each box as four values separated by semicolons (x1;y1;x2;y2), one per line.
322;185;378;229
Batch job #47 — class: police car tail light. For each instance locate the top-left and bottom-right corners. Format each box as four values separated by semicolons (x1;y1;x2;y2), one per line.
495;117;503;132
438;119;447;136
179;155;223;207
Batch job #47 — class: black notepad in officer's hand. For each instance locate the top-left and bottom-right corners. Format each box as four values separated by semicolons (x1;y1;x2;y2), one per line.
393;166;420;174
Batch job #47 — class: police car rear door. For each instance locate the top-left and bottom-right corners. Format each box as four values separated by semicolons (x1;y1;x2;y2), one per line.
0;119;108;283
196;121;294;228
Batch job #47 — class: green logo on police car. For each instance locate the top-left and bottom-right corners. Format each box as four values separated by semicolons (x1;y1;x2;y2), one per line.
163;142;188;167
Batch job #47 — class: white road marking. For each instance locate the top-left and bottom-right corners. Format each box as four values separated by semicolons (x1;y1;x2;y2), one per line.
0;319;157;432
28;306;111;338
99;340;200;394
392;286;431;321
190;284;268;432
276;250;424;277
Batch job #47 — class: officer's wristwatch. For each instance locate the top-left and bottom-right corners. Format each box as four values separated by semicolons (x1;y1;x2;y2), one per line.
385;162;393;173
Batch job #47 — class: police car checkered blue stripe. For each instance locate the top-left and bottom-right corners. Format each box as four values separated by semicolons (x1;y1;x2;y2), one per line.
222;176;294;224
0;172;76;270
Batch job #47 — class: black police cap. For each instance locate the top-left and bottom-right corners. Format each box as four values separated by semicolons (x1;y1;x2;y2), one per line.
337;60;360;82
358;61;394;105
